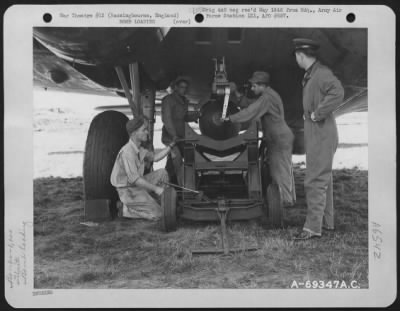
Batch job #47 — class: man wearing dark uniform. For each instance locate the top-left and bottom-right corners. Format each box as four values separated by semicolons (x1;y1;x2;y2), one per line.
161;77;201;185
292;38;344;240
222;71;296;207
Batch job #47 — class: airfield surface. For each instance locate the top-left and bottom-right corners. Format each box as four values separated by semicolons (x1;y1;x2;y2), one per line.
33;89;368;178
33;89;368;289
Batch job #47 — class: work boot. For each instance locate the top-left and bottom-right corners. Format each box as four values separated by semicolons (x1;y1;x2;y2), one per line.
116;201;123;218
283;200;295;208
292;230;321;241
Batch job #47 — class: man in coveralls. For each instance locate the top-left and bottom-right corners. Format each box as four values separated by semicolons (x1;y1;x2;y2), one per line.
292;38;344;240
110;116;175;220
222;71;297;207
161;77;201;185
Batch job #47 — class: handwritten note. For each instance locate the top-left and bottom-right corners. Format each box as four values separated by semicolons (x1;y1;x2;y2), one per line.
6;221;31;289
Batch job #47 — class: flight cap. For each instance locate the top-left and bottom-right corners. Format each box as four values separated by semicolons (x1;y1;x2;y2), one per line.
248;71;270;84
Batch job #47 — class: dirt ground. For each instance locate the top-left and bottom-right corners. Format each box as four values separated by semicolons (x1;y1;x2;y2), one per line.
33;89;368;289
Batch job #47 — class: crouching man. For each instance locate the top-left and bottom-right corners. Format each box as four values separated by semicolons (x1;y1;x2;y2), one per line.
110;116;175;220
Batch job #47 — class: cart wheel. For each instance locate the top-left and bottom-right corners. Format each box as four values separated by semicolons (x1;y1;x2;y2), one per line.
266;183;283;228
161;187;177;232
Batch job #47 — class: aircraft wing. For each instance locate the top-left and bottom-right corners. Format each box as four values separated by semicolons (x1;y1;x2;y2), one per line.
34;38;113;95
33;27;171;100
33;27;367;120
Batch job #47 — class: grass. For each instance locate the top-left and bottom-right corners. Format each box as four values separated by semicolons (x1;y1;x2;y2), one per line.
33;166;368;289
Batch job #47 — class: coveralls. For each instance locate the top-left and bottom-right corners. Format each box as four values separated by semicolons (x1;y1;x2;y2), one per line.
110;139;169;220
161;92;200;185
302;61;344;234
229;86;296;205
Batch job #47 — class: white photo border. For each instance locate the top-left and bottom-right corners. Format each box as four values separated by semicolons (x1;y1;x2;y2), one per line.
4;4;396;308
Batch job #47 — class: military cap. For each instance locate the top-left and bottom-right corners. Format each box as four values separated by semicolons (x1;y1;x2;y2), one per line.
248;71;270;84
293;38;320;51
126;116;145;136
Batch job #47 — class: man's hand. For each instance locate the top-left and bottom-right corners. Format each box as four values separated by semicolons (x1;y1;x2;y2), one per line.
310;112;317;122
171;136;179;145
154;186;164;196
169;140;176;149
192;110;202;122
220;116;230;122
168;137;179;160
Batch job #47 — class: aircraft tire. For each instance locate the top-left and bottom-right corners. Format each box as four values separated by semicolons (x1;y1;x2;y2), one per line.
161;187;177;232
83;110;129;218
266;183;283;228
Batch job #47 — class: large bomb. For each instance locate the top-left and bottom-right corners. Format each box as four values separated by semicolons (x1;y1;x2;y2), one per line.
199;100;241;140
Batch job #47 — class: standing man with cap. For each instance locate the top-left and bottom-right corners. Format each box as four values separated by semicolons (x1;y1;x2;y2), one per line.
221;71;296;207
161;77;201;185
110;116;175;220
293;38;344;240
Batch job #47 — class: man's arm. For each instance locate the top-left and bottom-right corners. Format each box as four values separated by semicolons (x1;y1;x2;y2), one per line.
153;143;175;162
161;96;178;139
238;96;253;109
313;69;345;121
133;177;164;196
184;110;201;122
184;97;201;122
229;96;270;123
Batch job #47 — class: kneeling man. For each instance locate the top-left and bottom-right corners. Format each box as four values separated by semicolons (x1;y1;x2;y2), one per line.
110;116;175;220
